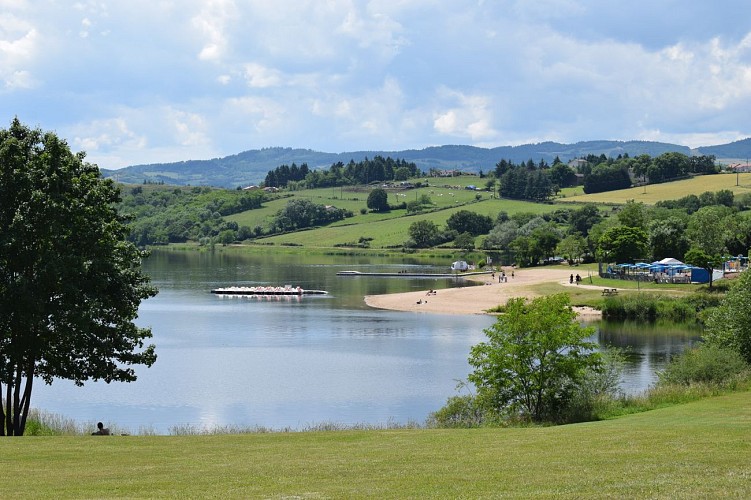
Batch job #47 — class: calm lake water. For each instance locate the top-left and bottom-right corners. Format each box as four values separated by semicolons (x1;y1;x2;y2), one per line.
32;249;700;434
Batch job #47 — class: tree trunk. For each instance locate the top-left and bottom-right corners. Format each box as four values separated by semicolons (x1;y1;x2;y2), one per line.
2;359;35;436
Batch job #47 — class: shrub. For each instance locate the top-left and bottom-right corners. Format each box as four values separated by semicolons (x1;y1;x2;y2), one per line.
657;345;748;386
427;394;489;428
561;348;626;423
601;292;719;323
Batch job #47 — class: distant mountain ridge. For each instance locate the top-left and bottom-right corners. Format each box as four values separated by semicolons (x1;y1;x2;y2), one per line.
101;138;751;188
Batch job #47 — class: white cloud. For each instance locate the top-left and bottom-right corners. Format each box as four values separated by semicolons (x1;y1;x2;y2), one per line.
168;109;210;147
433;88;496;141
2;1;751;168
243;63;282;88
192;0;237;61
70;118;147;163
0;13;38;88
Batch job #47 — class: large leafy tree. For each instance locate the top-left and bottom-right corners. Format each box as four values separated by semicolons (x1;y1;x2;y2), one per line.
597;226;649;263
616;200;648;230
468;294;600;422
366;187;389;212
704;269;751;362
446;210;493;236
407;219;441;248
568;204;601;237
556;234;588;264
648;217;689;261
684;247;723;289
686;205;732;257
273;198;349;231
0;119;157;436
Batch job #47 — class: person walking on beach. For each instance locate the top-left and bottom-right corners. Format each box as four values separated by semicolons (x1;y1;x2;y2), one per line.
569;274;574;284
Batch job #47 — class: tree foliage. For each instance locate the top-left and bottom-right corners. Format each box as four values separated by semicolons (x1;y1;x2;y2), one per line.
703;269;751;363
648;217;689;261
264;162;310;188
468;294;600;422
272;199;351;232
301;156;421;188
0;119;157;436
118;185;263;245
597;226;649;263
446;210;493;236
366;188;389;212
683;247;722;289
497;163;554;201
406;220;442;248
582;163;631;194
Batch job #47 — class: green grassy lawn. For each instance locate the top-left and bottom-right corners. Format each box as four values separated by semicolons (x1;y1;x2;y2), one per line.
558;172;751;205
7;392;751;497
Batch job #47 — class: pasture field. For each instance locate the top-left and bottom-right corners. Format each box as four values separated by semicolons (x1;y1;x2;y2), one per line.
6;391;751;497
229;178;559;248
559;172;751;205
226;172;751;249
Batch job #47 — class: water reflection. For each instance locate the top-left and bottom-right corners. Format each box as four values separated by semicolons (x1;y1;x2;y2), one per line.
30;248;700;433
593;320;702;393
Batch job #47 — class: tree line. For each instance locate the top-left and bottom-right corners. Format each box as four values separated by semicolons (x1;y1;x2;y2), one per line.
406;189;751;273
264;156;422;189
489;152;719;199
118;186;265;246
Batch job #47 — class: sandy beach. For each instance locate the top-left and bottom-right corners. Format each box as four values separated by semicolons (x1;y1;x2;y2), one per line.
364;267;602;317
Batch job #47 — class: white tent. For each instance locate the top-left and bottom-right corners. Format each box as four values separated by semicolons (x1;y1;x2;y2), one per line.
658;257;684;266
451;260;469;271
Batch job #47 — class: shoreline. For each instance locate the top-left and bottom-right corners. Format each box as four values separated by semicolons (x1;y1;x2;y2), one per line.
364;267;603;318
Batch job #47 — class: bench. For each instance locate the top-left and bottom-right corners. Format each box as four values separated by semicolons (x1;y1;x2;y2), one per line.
601;288;619;296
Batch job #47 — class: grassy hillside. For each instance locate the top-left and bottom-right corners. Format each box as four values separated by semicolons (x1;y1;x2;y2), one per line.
225;172;751;249
559;172;751;205
6;391;751;497
228;177;558;248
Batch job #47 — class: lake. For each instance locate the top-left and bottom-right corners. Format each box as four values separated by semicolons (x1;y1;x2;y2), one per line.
31;248;700;434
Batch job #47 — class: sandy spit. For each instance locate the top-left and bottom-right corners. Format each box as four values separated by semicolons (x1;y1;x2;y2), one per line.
363;267;603;318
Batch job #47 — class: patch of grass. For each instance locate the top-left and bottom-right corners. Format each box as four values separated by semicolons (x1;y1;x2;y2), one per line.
5;392;751;497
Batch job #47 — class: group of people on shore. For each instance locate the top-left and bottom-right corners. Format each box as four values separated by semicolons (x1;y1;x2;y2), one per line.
491;269;514;283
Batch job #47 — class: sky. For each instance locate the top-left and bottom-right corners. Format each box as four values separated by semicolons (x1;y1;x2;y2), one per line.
2;1;751;169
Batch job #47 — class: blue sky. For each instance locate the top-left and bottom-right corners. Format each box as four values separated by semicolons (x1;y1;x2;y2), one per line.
3;1;751;169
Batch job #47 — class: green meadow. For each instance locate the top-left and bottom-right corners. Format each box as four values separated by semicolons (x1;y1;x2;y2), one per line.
559;171;751;205
225;172;751;250
7;391;751;497
228;178;558;248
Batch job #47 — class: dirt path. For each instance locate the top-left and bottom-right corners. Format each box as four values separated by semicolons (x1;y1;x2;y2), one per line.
364;267;602;317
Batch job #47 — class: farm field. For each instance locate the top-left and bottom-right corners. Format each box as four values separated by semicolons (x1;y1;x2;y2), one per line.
559;172;751;205
228;177;560;248
226;172;751;249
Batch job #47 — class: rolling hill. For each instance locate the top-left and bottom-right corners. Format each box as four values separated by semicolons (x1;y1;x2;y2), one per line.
100;138;751;189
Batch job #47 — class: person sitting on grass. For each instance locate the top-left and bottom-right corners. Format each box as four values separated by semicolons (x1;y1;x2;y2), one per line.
92;422;110;435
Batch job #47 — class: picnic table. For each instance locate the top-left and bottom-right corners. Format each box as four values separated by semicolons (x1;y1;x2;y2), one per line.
601;288;619;296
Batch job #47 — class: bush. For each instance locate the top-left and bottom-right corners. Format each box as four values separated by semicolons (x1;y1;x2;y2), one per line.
427;394;489;428
658;345;748;386
601;292;719;323
602;294;658;321
562;348;626;423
